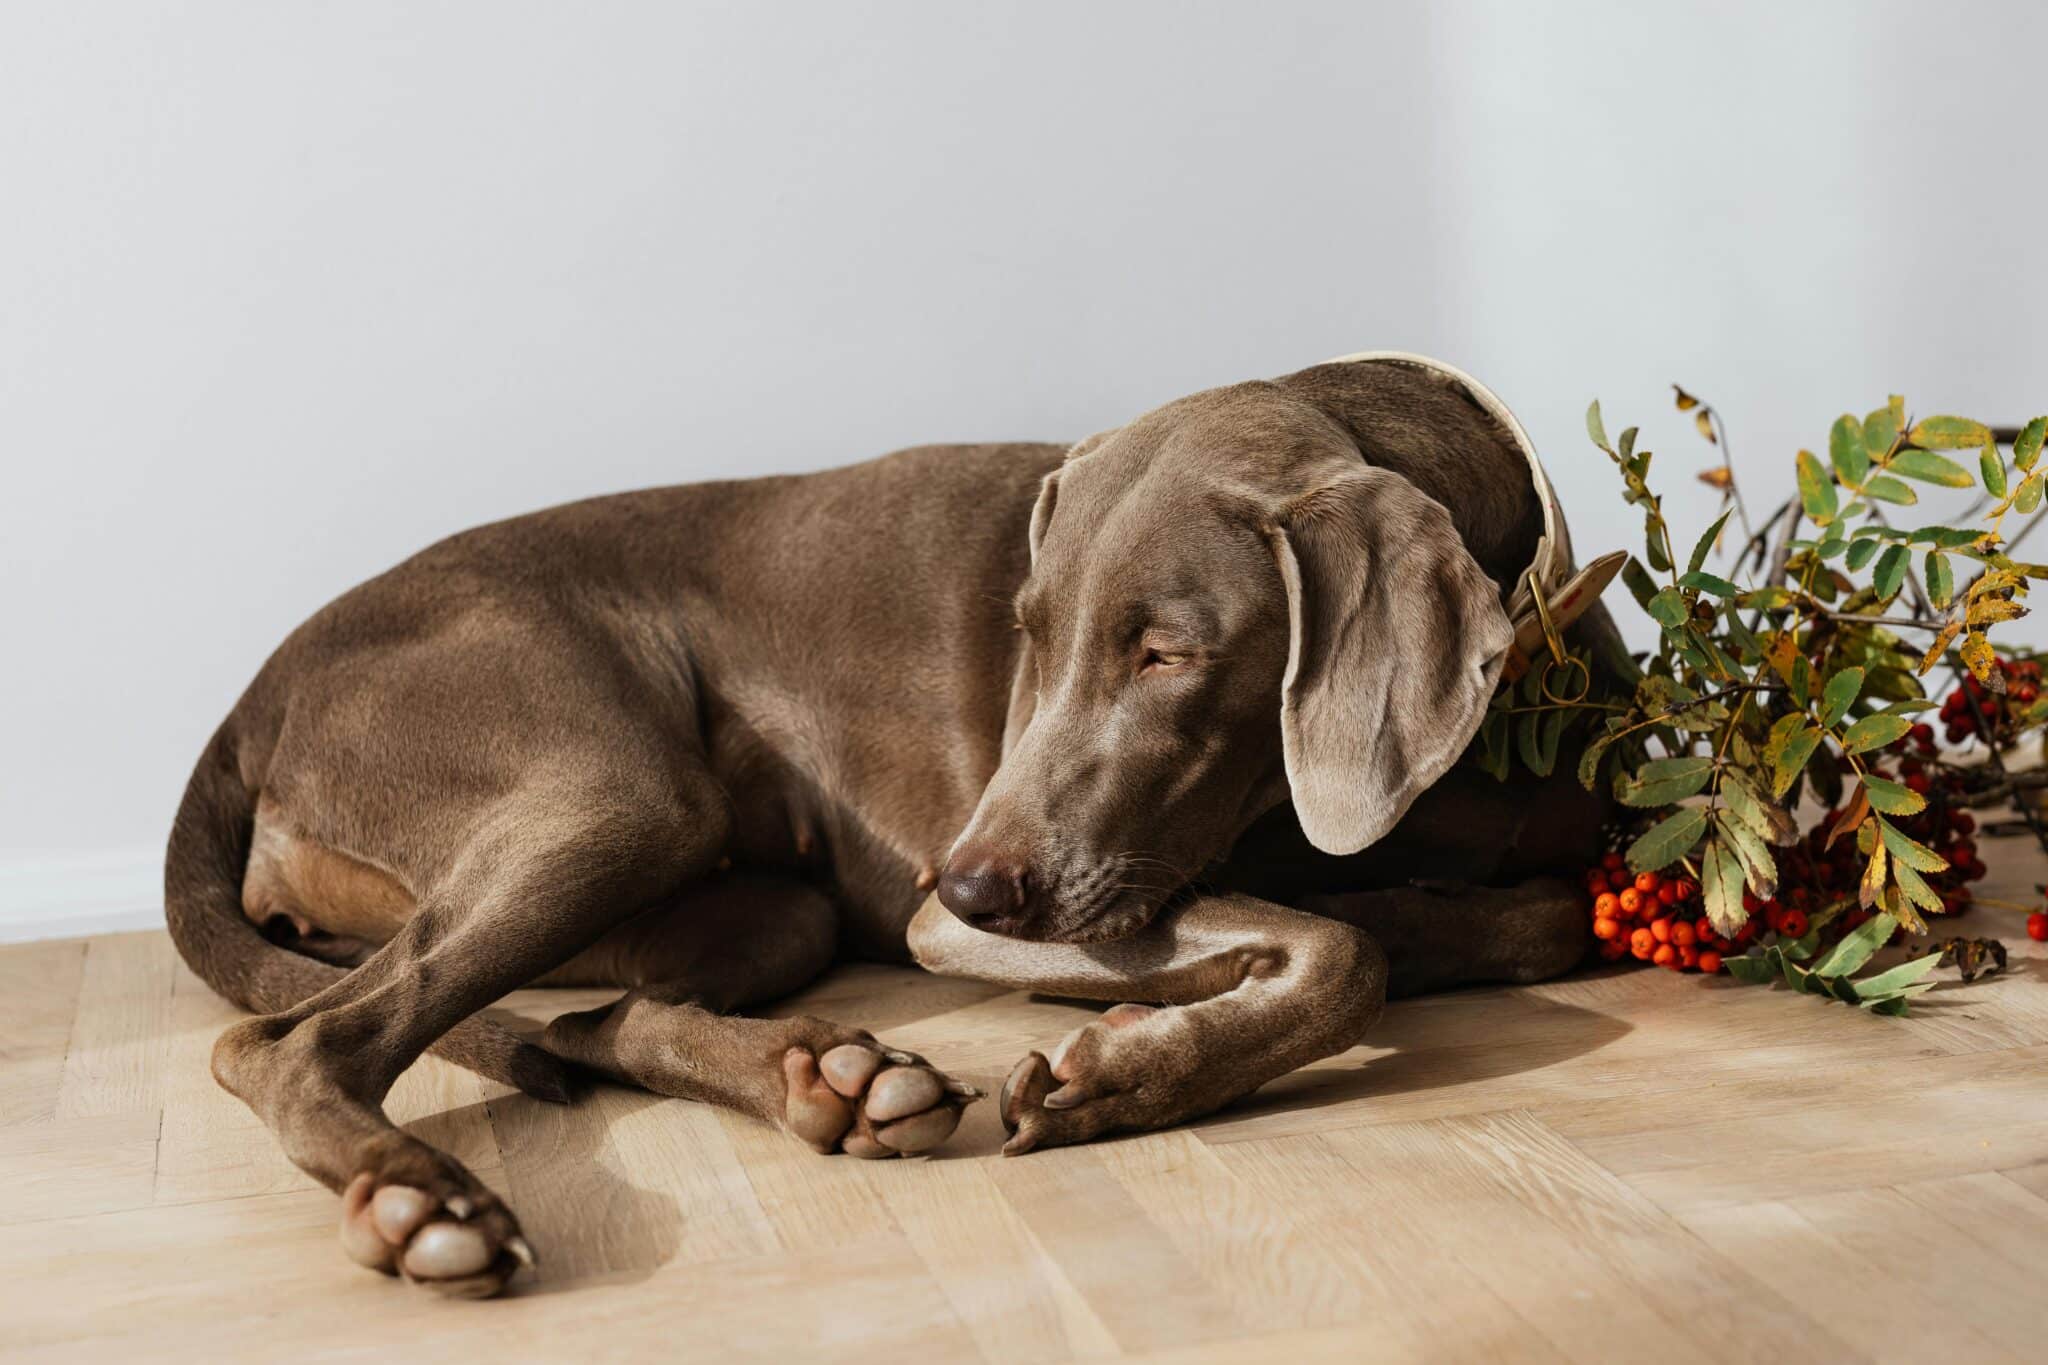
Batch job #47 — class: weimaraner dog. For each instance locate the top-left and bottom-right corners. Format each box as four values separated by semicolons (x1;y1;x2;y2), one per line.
167;353;1617;1297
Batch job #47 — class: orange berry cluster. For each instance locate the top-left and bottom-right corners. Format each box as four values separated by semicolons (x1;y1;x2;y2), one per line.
1940;657;2041;745
1582;856;1736;973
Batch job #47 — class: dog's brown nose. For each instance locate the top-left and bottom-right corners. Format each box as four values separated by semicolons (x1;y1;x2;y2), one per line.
937;854;1029;932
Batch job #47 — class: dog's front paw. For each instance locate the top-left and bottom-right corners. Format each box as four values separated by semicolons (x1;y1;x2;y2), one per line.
781;1041;979;1158
337;1157;532;1299
999;1003;1215;1154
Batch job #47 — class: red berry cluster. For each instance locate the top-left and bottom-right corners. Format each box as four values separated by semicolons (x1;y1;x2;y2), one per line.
1583;856;1734;973
1940;657;2041;746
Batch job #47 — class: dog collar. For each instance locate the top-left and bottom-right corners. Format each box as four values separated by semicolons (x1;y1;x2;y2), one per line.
1320;350;1624;682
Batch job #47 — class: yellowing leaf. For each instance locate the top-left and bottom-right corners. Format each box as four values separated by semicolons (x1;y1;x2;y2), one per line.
1859;835;1887;909
1862;775;1926;816
1829;414;1870;487
1796;449;1839;525
1888;449;1974;487
1918;621;1962;674
1925;550;1954;609
1673;385;1700;412
1981;436;2009;499
1967;596;2027;627
1960;630;1999;687
1841;713;1911;754
1909;415;1993;450
1700;840;1746;937
1698;466;1733;490
2015;416;2047;472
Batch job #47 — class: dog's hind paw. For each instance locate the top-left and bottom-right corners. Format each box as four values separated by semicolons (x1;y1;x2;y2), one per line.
338;1163;532;1299
782;1042;979;1158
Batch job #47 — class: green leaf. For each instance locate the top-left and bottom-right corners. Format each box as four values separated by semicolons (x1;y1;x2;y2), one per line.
1701;839;1747;937
1723;953;1777;984
1576;729;1618;791
1617;756;1716;807
1861;775;1927;816
1514;707;1565;778
1689;509;1732;575
1678;571;1740;597
1644;510;1672;572
2015;416;2047;473
1771;725;1823;799
1586;400;1611;453
1872;544;1911;601
1925;550;1954;609
1821;666;1865;726
1980;438;2009;500
1908;416;1992;450
1621;556;1660;609
1879;821;1949;873
1796;449;1838;525
1909;525;1985;549
1863;404;1900;459
1853;951;1943;998
1829;414;1870;487
1627;806;1709;874
2018;475;2043;515
1887;449;1974;487
1646;587;1689;629
1839;713;1910;754
1810;911;1897;978
1845;537;1880;571
1863;475;1918;505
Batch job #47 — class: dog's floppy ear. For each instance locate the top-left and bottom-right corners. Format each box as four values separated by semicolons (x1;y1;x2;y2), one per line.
1270;464;1512;855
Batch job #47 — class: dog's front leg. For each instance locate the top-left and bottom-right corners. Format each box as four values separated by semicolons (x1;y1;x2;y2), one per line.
908;893;1386;1152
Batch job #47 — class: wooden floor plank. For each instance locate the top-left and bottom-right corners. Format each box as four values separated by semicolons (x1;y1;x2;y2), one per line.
0;937;86;1127
55;930;176;1121
4;921;2046;1361
1681;1197;2026;1364
983;1141;1250;1354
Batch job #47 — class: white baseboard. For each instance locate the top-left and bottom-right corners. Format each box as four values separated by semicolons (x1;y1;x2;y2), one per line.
0;846;167;944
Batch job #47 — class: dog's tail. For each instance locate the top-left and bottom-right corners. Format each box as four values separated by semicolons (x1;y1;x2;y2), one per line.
164;722;572;1101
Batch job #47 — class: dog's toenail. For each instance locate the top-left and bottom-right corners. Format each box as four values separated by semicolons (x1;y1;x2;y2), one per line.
444;1195;475;1221
819;1044;882;1098
866;1066;942;1121
402;1222;494;1279
507;1236;536;1269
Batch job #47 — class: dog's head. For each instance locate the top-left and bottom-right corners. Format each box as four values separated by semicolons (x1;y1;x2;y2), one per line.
936;362;1521;942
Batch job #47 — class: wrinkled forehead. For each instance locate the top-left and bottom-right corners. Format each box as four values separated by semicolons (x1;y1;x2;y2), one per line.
1025;385;1348;611
1066;383;1357;516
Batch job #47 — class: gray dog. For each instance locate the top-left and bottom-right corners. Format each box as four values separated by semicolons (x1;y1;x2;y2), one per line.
167;353;1616;1297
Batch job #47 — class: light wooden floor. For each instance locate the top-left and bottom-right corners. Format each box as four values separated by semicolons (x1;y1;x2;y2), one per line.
6;870;2048;1363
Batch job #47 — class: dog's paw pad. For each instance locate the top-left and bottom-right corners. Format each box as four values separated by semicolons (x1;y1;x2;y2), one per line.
783;1042;977;1158
338;1171;530;1298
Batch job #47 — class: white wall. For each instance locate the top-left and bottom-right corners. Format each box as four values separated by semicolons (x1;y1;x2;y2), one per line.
4;2;2045;938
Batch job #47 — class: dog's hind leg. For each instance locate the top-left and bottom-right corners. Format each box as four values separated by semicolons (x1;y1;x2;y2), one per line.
539;874;980;1159
209;778;725;1298
1296;876;1590;997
